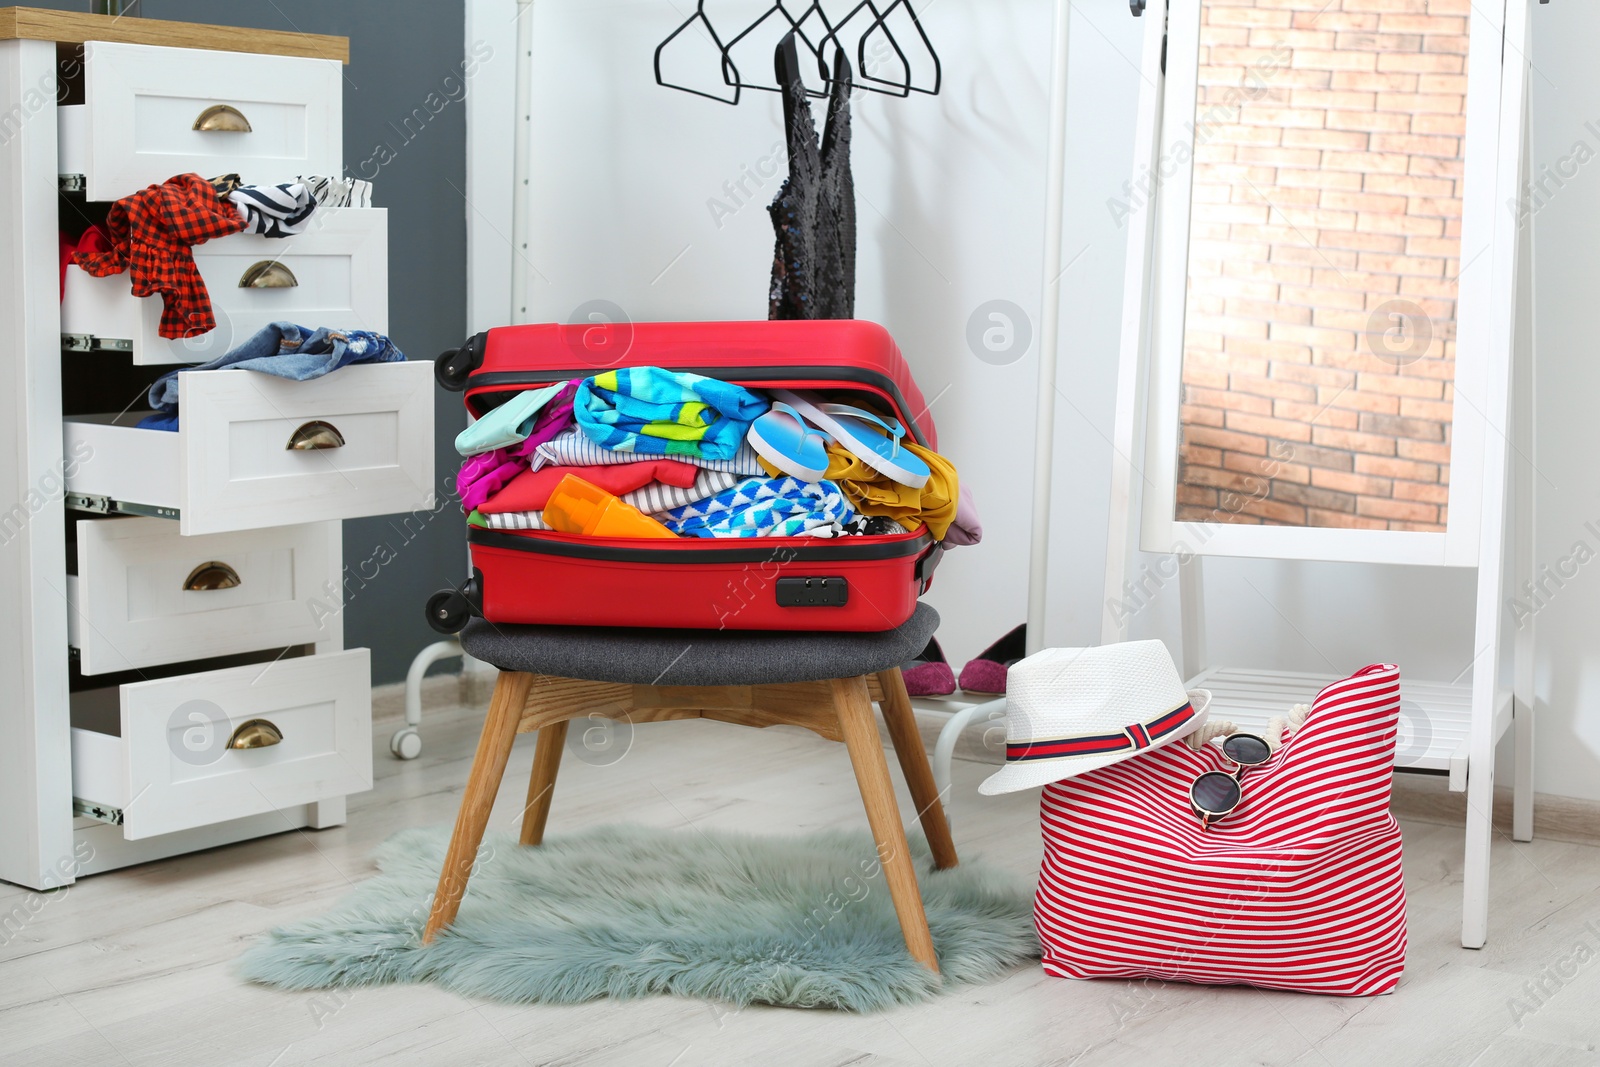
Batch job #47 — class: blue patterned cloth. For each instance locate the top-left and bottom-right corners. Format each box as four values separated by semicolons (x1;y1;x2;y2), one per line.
661;476;855;538
574;367;768;461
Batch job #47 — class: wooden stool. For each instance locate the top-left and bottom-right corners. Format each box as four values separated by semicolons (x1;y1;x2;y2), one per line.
422;605;957;973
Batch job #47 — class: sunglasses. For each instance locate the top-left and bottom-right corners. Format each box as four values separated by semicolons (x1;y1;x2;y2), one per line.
1189;732;1273;830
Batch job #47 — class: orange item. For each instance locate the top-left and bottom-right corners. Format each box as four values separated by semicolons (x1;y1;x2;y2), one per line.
542;474;679;539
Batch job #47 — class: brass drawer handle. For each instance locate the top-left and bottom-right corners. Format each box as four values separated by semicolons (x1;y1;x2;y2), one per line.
287;420;345;450
239;261;298;288
193;104;252;132
183;561;241;591
228;719;283;750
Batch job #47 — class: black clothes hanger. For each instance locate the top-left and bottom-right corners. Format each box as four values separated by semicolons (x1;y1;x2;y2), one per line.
654;0;939;105
653;3;743;105
818;0;940;98
721;1;836;101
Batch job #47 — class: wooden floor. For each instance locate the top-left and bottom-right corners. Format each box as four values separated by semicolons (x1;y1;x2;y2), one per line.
3;696;1599;1067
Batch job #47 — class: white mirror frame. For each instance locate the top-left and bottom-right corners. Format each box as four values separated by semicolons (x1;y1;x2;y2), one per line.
1135;0;1522;567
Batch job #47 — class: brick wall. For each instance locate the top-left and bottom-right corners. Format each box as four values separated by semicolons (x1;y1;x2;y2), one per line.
1176;0;1469;532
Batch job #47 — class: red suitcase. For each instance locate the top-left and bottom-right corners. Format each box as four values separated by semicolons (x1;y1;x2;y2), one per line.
427;319;946;634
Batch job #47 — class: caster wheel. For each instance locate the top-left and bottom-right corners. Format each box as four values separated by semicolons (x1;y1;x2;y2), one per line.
390;727;422;760
435;340;480;391
425;588;472;634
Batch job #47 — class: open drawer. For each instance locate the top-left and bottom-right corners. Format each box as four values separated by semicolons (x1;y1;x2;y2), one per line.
57;41;341;202
63;361;435;536
70;649;371;840
68;517;341;675
62;209;388;366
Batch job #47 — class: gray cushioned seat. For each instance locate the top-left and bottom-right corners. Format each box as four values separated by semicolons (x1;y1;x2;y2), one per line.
458;604;939;687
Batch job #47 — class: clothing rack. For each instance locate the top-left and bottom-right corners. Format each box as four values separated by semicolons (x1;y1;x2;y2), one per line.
654;0;940;105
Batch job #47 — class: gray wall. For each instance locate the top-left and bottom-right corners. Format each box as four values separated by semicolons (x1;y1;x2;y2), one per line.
47;0;471;683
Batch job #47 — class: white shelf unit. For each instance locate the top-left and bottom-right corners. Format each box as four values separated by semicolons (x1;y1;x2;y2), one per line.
0;25;433;892
1185;667;1475;782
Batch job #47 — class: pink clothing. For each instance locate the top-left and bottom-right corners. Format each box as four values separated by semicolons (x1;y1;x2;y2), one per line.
456;381;579;511
943;485;983;546
458;451;526;513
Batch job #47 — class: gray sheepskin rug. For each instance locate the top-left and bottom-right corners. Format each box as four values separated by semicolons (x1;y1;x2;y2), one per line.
237;824;1038;1011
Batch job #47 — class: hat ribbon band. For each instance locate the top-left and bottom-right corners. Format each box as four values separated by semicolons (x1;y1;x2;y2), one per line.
1004;701;1196;763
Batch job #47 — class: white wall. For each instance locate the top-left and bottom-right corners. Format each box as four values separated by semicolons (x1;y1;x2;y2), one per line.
472;0;1597;802
1523;2;1600;802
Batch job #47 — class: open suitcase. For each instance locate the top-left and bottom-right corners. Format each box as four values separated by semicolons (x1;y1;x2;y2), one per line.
426;319;947;633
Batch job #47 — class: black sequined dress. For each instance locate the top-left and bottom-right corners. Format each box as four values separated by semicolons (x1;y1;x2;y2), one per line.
768;37;855;320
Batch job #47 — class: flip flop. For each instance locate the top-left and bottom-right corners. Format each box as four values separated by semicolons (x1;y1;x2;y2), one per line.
958;624;1027;695
747;400;833;482
770;389;931;489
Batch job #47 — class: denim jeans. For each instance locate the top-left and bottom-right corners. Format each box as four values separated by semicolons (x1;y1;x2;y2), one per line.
141;321;405;431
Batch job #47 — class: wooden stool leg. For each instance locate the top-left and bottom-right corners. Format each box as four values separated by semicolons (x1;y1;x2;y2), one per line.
831;675;940;974
876;668;959;870
520;719;569;846
423;670;533;944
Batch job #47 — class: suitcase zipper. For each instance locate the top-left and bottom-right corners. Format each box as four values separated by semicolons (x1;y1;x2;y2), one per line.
458;363;932;446
467;525;934;563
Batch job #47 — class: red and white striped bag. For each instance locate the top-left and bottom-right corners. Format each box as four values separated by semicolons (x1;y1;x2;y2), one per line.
1035;664;1406;996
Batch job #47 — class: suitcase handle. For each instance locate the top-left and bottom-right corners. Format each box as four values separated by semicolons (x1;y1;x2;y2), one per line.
914;541;944;592
436;333;488;391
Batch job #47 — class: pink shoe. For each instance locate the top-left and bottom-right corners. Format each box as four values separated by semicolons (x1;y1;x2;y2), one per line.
900;638;956;697
958;624;1026;695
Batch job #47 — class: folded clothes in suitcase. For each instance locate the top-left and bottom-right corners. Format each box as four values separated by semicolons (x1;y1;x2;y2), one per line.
428;319;953;633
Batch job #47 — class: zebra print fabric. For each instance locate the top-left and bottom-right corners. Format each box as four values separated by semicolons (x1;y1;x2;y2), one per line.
229;182;316;238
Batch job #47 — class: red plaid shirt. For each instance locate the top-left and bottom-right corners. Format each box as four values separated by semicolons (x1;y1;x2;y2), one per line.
74;173;247;339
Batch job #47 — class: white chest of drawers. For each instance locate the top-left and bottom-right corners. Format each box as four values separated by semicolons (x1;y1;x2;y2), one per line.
0;13;432;890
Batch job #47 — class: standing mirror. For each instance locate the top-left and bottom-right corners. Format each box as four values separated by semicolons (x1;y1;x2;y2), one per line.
1140;0;1513;565
1103;0;1536;953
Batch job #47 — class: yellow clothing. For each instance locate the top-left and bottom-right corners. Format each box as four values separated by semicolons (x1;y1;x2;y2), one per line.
759;439;959;540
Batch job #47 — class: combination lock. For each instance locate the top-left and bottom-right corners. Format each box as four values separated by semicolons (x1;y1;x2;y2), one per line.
775;576;849;607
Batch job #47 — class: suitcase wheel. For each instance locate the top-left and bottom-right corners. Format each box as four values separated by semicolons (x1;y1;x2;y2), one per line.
435;332;487;391
425;585;477;634
434;347;476;392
